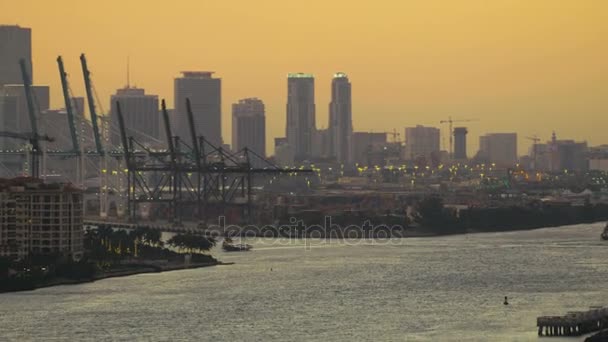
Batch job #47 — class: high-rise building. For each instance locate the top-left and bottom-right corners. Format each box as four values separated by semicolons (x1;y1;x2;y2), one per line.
0;25;32;88
546;133;588;172
0;178;84;260
110;87;160;147
232;98;266;158
453;127;468;160
274;137;294;166
174;71;222;146
477;133;517;167
1;85;50;135
329;72;353;164
404;125;441;161
286;73;315;161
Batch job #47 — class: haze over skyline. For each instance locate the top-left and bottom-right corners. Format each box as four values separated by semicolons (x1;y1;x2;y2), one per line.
1;0;606;155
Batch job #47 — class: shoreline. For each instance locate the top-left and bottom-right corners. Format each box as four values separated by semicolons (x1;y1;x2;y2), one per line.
0;261;233;294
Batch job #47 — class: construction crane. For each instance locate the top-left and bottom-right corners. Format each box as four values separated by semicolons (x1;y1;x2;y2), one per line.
526;135;541;169
439;116;478;158
383;129;401;143
57;56;80;154
19;58;48;179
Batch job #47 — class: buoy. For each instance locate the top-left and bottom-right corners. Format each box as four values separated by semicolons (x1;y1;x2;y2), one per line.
504;296;509;305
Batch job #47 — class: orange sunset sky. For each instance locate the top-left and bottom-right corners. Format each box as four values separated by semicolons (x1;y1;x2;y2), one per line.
1;0;607;155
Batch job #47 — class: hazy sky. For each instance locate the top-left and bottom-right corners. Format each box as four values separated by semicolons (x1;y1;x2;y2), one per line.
2;0;607;155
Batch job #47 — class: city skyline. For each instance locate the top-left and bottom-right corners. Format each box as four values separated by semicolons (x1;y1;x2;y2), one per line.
0;1;607;156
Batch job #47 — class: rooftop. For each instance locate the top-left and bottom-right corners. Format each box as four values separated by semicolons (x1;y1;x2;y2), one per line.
288;73;314;79
180;71;215;79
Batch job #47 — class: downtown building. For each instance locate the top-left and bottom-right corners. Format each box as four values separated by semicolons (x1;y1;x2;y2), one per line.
286;73;315;161
174;71;222;146
404;125;441;164
110;87;161;148
0;178;84;260
232;98;266;160
329;72;353;164
0;25;32;88
477;133;517;167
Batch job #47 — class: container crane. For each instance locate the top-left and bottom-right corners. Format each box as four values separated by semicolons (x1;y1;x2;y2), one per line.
439;117;478;158
19;58;47;179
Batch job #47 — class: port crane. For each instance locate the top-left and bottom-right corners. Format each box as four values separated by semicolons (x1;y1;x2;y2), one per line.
18;58;50;179
439;117;478;158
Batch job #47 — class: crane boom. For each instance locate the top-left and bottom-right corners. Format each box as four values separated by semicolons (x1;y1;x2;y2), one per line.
57;56;80;153
161;99;176;164
19;59;39;150
80;53;105;156
19;58;43;178
186;98;201;169
115;101;131;169
439;117;479;158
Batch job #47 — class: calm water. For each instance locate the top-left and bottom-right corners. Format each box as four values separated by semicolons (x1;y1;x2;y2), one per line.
1;223;607;341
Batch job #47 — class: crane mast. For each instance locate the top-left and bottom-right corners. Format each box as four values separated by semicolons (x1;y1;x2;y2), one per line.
57;56;80;153
19;58;43;179
80;53;104;157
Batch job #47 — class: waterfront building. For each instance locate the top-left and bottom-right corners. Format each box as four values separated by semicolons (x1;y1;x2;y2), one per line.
0;178;84;260
547;133;588;172
286;73;315;161
0;25;32;88
110;87;161;148
174;71;222;146
404;125;440;162
478;133;517;167
329;72;353;164
232;98;266;158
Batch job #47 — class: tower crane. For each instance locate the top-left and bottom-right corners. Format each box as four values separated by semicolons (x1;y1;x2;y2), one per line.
383;129;401;143
439;117;478;158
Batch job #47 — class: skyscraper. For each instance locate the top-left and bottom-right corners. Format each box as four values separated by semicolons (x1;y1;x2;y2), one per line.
174;71;222;146
286;73;315;161
0;25;32;88
453;127;468;160
329;72;353;164
232;98;266;158
110;87;160;147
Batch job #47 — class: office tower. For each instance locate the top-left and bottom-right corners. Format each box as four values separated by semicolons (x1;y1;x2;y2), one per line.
232;98;266;158
478;133;517;167
0;178;84;260
329;72;353;164
453;127;468;160
0;25;32;88
1;85;50;135
110;87;160;147
286;73;315;161
404;125;441;161
174;71;222;146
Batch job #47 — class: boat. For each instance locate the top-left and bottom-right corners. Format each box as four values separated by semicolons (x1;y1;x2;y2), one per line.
601;224;608;240
222;238;252;252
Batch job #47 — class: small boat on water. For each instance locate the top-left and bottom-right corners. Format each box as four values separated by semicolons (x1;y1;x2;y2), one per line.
222;238;252;252
601;224;608;240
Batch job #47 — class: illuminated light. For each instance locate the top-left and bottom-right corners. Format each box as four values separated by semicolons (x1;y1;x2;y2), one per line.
101;169;107;173
124;169;129;173
288;73;314;78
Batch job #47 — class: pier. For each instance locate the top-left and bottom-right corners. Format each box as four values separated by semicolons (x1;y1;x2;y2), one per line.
537;307;608;336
